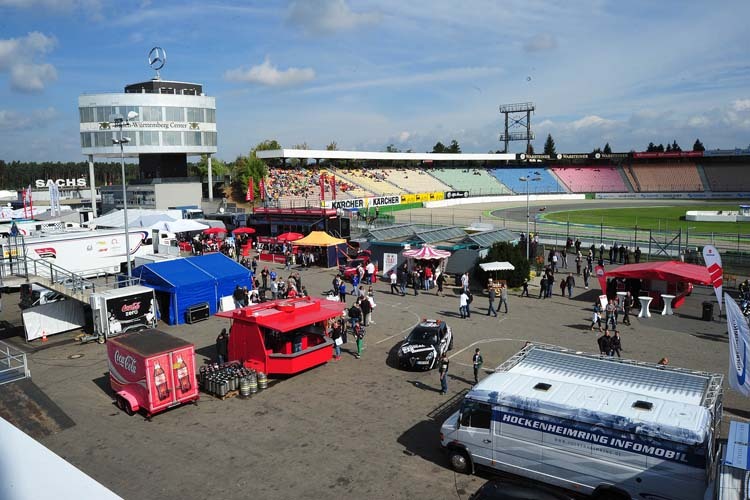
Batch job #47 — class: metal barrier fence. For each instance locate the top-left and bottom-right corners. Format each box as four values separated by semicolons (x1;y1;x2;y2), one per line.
0;341;30;385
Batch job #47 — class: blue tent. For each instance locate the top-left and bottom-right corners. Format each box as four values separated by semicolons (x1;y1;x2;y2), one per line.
132;254;252;325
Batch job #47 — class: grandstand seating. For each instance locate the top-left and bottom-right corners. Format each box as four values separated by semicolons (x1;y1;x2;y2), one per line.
429;167;510;195
629;163;703;192
551;167;627;193
489;167;564;194
266;166;359;206
386;168;452;194
330;167;400;195
702;163;750;191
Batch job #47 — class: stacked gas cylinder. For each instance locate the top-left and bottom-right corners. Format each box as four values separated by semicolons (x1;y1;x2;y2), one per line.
199;362;268;399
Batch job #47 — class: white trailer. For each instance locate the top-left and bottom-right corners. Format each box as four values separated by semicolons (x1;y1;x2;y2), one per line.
441;344;724;500
1;228;150;278
90;285;157;340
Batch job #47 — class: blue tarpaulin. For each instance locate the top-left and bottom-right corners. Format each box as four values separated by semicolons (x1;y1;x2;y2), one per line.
132;254;252;325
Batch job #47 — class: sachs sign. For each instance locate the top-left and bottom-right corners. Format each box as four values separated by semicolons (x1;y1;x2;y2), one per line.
35;178;87;188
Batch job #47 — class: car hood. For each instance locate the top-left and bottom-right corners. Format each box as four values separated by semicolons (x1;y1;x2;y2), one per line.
400;342;437;355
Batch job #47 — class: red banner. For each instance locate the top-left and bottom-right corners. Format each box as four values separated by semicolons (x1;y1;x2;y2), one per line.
259;178;266;200
330;174;336;200
595;265;607;293
319;174;326;201
245;177;254;202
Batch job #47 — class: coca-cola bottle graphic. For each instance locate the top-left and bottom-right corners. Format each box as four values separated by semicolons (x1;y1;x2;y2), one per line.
154;362;169;401
173;355;192;393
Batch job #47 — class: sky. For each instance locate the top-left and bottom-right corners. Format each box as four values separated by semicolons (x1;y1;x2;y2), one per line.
0;0;749;162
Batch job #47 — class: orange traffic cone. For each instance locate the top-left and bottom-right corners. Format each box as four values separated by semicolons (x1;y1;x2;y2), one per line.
41;331;47;343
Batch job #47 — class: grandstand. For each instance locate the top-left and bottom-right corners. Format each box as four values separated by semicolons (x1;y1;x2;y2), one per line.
702;162;750;192
489;167;563;194
329;166;400;196
386;168;453;194
428;167;509;195
628;163;703;192
551;166;627;193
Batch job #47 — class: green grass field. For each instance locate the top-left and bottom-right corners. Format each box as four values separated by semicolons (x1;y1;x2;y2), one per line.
542;204;750;234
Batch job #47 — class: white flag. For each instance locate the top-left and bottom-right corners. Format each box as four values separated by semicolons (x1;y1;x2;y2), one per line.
703;245;723;312
725;294;750;396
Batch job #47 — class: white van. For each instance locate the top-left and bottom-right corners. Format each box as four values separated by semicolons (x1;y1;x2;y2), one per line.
440;344;724;500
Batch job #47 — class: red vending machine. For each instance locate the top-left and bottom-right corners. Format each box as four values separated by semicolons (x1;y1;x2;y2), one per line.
107;329;199;418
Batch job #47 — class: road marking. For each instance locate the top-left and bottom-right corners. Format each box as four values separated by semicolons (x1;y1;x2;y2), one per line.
375;312;422;345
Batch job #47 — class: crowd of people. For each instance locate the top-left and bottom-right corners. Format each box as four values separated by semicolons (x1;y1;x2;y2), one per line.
265;166;356;202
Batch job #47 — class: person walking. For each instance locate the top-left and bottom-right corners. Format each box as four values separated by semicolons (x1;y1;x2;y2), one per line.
459;290;469;319
423;265;432;290
622;293;632;326
348;302;362;333
389;270;399;295
521;279;529;297
412;270;420;296
559;279;566;297
338;280;347;304
216;328;229;364
583;266;591;289
597;330;612;356
591;302;603;331
575;251;582;276
499;283;509;313
438;353;450;395
472;348;484;384
605;299;617;330
354;321;365;359
546;272;555;298
461;272;469;292
330;319;343;360
565;274;575;298
436;272;445;297
539;274;548;299
610;330;622;357
398;266;407;296
486;280;498;317
359;294;372;327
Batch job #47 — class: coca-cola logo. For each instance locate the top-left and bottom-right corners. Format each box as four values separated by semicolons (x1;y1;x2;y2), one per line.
114;350;137;374
122;302;141;313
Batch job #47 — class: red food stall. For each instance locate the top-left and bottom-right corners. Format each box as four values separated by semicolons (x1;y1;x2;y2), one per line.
218;297;346;375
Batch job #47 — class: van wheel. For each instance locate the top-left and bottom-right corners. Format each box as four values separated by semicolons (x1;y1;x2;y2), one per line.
448;449;471;474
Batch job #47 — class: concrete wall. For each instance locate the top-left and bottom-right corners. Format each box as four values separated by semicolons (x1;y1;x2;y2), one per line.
154;183;201;210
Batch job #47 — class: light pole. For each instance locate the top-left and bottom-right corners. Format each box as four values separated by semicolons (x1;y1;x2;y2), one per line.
112;111;139;278
519;174;541;261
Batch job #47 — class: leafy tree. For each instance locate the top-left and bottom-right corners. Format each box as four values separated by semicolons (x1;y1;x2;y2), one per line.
230;139;279;202
386;144;400;153
432;141;447;153
477;242;530;288
191;154;227;180
592;147;602;154
326;141;338;151
693;139;705;152
656;143;665;152
526;143;535;155
672;140;681;152
543;134;556;155
447;139;461;154
603;143;612;154
646;142;656;152
666;143;672;152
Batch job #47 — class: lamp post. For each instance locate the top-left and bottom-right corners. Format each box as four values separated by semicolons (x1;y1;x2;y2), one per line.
519;174;541;261
112;111;139;278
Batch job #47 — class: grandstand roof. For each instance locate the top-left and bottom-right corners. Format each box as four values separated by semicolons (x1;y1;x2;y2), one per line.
256;149;516;162
414;226;466;243
462;229;518;248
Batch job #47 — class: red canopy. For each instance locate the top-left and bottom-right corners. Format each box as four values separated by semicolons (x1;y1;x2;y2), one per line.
203;227;227;235
277;232;304;243
232;227;256;235
606;261;711;285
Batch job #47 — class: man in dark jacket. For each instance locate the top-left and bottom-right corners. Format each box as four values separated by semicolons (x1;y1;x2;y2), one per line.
348;302;362;331
216;328;229;364
610;331;622;357
597;330;612;356
359;296;372;327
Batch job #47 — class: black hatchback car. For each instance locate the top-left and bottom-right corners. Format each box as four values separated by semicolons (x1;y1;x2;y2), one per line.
397;319;453;370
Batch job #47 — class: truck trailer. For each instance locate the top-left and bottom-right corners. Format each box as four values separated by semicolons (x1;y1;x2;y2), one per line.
440;344;724;500
90;285;157;341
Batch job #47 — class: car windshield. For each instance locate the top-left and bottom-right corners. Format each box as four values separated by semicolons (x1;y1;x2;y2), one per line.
407;327;439;345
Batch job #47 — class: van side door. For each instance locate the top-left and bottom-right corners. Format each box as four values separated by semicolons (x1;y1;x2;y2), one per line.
457;401;493;467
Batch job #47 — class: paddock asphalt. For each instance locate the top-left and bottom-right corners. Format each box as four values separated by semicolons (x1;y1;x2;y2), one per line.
0;252;744;499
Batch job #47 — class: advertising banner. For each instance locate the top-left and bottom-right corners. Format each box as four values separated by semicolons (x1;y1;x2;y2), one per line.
445;191;469;199
595;265;607;293
106;291;155;335
319;173;326;202
259;178;266;200
383;252;398;276
245;177;254;202
703;245;723;311
726;294;750;396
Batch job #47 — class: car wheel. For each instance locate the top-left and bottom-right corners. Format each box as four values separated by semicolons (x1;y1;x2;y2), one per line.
448;449;471;474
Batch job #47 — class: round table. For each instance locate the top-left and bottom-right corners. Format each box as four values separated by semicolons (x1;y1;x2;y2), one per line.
660;294;676;315
616;291;628;311
638;296;653;318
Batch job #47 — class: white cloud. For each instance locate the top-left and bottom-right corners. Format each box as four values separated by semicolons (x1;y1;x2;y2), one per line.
733;99;750;112
224;57;315;87
0;107;57;129
398;131;410;142
0;0;102;17
286;0;381;34
570;115;618;130
523;33;557;52
0;32;57;92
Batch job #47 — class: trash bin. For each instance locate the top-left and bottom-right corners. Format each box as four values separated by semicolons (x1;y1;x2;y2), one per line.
702;301;714;321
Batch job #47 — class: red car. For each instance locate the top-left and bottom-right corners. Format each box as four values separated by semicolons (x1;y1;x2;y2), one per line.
338;251;375;282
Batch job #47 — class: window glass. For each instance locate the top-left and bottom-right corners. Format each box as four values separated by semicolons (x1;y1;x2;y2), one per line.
139;131;160;146
119;106;140;121
460;402;492;429
79;107;96;123
205;108;216;123
185;132;202;146
80;133;92;148
203;131;217;146
96;106;117;122
141;106;162;121
186;107;204;122
165;107;184;121
94;132;115;147
163;131;182;146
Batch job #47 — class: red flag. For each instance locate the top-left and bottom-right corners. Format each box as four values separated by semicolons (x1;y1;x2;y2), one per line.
319;174;326;202
330;174;336;200
595;265;607;293
259;178;266;200
246;177;254;202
